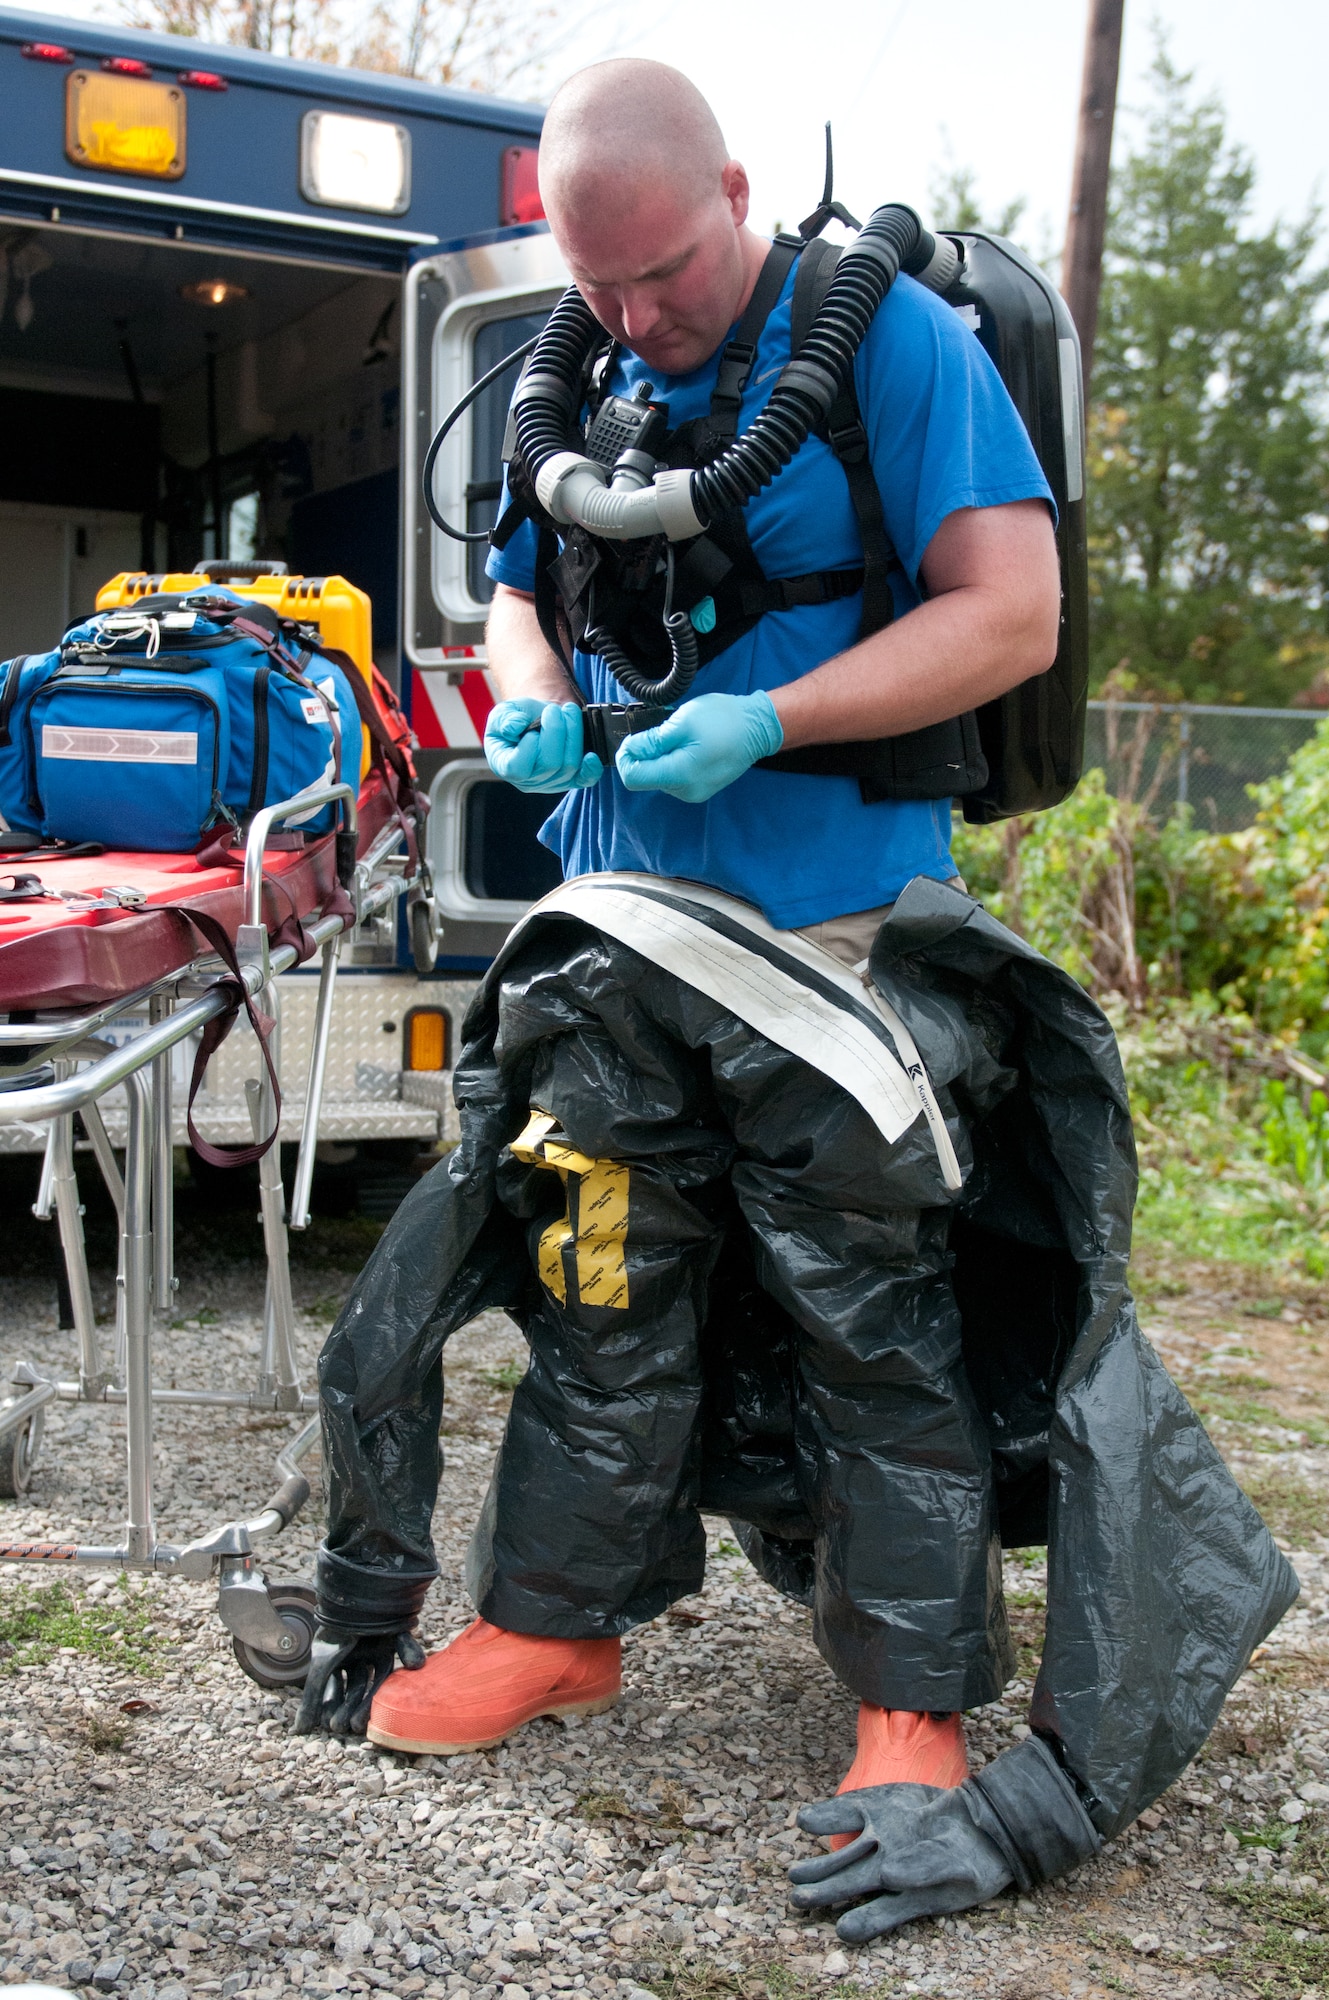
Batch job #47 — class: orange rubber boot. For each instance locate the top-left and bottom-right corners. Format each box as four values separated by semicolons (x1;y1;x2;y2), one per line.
830;1706;969;1848
366;1617;621;1755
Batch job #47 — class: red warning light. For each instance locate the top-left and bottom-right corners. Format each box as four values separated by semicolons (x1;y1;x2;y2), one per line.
179;68;228;90
102;56;154;76
500;146;544;227
21;41;75;63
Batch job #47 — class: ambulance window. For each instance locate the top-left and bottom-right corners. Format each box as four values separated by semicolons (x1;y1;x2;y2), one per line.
463;782;562;903
466;309;548;602
228;492;259;562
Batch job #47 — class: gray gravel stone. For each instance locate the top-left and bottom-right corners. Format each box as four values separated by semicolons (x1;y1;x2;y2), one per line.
0;1275;1324;2000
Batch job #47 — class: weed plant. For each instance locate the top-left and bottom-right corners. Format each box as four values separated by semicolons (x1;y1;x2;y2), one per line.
0;1575;160;1675
954;721;1329;1275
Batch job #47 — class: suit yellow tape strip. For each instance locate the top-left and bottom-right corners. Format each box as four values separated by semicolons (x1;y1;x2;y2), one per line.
511;1110;629;1310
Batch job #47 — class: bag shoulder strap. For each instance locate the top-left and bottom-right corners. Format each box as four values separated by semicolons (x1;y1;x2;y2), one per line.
790;240;899;638
0;656;31;748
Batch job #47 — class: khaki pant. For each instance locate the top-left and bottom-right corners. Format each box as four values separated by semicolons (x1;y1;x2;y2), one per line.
794;878;966;970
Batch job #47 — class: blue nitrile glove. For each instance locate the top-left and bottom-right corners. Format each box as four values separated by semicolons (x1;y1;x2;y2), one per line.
484;699;604;793
615;691;784;804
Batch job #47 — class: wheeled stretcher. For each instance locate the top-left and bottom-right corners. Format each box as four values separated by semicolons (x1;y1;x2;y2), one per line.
0;765;421;1690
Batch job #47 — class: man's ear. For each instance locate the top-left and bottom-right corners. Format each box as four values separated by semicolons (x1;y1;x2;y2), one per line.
722;159;751;228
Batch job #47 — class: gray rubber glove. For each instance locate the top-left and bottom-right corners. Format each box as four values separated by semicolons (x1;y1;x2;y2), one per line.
294;1629;425;1737
790;1784;1011;1940
788;1736;1103;1942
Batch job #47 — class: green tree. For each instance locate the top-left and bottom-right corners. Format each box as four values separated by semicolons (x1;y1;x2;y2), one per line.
1090;49;1329;706
928;161;1029;245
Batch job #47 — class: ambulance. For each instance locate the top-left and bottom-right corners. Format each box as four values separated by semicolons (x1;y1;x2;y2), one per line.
0;6;568;1192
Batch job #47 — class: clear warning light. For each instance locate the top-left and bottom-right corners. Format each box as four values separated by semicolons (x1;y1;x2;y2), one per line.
300;110;410;215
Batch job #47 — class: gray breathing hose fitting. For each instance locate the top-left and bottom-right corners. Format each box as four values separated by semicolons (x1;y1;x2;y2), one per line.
534;454;705;543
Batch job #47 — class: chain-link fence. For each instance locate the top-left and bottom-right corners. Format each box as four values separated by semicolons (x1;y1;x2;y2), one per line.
1084;700;1325;831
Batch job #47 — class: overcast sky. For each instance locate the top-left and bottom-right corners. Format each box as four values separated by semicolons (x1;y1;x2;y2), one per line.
559;0;1329;252
7;0;1326;252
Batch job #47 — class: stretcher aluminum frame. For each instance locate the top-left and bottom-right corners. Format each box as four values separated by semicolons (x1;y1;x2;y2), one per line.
0;781;412;1675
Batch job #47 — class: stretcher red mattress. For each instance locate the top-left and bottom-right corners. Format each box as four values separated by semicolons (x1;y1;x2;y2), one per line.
0;775;394;1012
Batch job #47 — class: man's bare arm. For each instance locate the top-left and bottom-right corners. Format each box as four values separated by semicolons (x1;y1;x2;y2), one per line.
486;586;578;705
770;500;1060;750
488;499;1059;751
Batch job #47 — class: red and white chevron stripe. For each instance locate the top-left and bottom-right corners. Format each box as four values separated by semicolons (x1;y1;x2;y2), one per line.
411;663;498;750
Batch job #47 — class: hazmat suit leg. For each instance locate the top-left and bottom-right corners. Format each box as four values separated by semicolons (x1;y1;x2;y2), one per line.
467;967;1011;1712
466;1009;732;1636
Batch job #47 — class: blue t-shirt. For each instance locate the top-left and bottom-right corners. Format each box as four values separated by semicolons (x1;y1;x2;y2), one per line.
486;265;1053;929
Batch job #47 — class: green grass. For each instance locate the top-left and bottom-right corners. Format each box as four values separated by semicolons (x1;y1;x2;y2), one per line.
476;1360;526;1394
1220;1862;1329;1995
577;1790;636;1823
0;1577;161;1676
1120;1009;1329;1276
1237;1467;1327;1544
1186;1383;1329;1450
288;1214;386;1272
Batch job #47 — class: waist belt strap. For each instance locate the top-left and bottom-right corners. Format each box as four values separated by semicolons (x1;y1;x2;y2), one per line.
738;566;865;616
509;872;963;1191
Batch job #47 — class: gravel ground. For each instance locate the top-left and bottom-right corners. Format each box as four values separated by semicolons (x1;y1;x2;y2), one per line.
1;1219;1327;2000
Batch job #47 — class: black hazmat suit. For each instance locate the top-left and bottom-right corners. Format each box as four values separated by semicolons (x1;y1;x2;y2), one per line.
316;873;1296;1849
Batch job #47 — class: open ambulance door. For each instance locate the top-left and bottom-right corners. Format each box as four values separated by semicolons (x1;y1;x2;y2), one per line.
402;225;569;960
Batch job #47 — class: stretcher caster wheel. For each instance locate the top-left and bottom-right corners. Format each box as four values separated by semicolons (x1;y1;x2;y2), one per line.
232;1579;318;1689
0;1405;44;1498
410;896;439;976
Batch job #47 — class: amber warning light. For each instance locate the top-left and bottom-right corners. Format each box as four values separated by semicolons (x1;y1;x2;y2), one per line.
65;69;186;179
404;1009;448;1073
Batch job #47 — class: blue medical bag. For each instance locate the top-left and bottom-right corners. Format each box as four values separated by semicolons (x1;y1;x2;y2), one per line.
0;591;363;852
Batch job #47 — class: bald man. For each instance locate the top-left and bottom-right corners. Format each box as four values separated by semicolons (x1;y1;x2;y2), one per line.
364;63;1059;1789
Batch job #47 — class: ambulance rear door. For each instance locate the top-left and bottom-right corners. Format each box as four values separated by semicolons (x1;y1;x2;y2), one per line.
401;224;570;958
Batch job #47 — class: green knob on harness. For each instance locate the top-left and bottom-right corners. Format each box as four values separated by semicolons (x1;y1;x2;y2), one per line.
689;596;717;635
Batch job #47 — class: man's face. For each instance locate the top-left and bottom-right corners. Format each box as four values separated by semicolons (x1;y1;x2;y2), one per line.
544;161;752;376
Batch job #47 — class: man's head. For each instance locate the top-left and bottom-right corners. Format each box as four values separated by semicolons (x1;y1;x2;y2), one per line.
539;59;765;375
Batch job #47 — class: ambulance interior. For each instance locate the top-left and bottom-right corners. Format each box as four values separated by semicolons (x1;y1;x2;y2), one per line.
0;224;403;672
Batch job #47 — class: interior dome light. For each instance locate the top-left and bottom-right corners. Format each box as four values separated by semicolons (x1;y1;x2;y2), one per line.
181;278;249;307
299;110;410;215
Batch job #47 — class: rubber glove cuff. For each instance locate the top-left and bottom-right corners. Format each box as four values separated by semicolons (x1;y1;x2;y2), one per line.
484;698;603;793
962;1735;1102;1890
614;690;784;805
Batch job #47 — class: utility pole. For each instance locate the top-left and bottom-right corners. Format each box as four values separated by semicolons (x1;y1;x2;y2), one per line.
1063;0;1125;388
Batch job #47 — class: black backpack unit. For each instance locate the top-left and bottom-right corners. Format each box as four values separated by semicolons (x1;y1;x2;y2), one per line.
427;169;1088;823
780;229;1089;821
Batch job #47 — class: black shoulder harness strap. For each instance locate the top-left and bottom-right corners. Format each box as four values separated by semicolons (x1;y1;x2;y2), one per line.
757;240;989;802
682;233;805;462
789;238;899;639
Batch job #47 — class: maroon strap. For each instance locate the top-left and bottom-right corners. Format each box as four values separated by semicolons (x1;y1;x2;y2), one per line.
267;870;355;964
194;825;243;871
310;645;429;869
177;904;282;1168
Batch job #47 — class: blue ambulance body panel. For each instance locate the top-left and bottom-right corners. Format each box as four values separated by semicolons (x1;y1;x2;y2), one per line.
0;5;542;262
